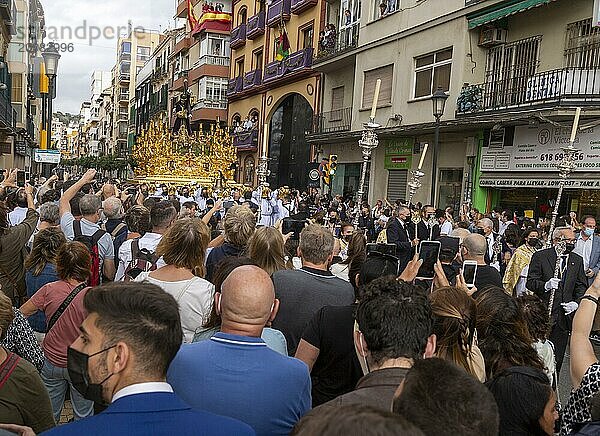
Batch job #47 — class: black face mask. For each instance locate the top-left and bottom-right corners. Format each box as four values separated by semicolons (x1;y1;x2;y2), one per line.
475;228;485;235
67;346;115;406
527;238;539;247
564;243;576;254
344;235;353;243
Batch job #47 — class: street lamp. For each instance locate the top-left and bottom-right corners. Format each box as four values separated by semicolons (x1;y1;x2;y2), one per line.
430;86;448;205
42;43;61;153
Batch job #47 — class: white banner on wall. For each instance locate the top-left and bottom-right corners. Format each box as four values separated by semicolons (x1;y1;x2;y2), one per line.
480;124;600;172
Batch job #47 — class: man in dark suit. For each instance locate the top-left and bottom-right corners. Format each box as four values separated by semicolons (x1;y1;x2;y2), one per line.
477;217;509;274
44;282;254;436
417;205;440;241
387;206;418;272
527;227;587;374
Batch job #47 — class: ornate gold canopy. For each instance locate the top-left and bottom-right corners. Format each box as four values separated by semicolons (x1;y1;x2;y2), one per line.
132;121;237;185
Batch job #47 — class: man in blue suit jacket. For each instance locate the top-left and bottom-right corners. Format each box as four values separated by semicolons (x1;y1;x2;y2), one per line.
42;282;254;436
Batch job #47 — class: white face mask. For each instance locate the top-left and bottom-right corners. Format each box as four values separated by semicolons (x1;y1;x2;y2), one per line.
353;320;370;375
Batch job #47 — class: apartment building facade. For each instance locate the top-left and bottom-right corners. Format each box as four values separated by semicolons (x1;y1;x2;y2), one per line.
308;0;600;218
226;0;322;186
171;0;232;134
110;30;162;157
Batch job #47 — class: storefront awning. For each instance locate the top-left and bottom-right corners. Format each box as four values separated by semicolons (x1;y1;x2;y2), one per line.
479;173;600;190
468;0;556;29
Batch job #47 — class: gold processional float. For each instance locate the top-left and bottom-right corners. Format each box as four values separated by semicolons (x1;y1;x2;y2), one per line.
132;119;242;193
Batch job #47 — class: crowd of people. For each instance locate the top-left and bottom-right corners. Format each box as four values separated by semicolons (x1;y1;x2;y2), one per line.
0;167;600;435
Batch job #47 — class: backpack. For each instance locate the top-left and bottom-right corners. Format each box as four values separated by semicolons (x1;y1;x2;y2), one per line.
101;222;127;241
73;220;105;287
124;239;160;282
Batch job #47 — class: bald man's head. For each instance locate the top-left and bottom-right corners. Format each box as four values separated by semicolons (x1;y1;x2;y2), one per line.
462;233;487;259
219;265;277;329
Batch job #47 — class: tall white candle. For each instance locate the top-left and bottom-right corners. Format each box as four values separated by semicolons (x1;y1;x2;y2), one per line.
570;107;581;144
370;79;382;120
262;123;268;156
418;143;429;170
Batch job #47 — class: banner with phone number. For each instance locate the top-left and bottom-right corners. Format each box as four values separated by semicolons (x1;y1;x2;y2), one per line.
480;124;600;172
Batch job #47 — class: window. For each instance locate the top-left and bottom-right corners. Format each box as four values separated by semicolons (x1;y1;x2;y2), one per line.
121;42;131;54
414;48;452;98
202;34;228;58
236;57;245;77
301;25;314;49
137;46;151;62
202;77;228;102
362;65;393;109
11;73;22;103
565;18;600;68
485;37;540;107
374;0;399;20
331;86;344;111
438;169;463;216
252;48;263;70
340;0;360;48
238;7;247;25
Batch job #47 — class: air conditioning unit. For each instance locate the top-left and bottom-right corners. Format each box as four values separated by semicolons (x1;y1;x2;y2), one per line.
479;27;507;47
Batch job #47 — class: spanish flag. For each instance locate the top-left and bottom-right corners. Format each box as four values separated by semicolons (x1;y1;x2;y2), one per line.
192;10;232;35
187;0;199;30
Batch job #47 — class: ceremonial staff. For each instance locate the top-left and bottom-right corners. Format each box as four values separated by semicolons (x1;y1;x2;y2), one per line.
257;123;270;226
545;107;581;248
353;79;381;228
407;143;428;240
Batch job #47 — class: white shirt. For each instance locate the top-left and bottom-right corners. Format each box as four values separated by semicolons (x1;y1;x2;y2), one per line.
487;234;500;272
135;272;215;343
8;206;28;226
112;382;173;403
440;220;453;236
499;221;510;236
116;232;166;281
574;234;593;270
330;263;350;282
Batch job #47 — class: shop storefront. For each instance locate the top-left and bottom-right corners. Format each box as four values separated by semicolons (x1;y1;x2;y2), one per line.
478;123;600;218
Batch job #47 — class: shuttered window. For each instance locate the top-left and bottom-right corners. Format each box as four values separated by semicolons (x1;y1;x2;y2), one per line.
11;73;22;103
386;170;408;203
362;65;393;109
331;86;344;111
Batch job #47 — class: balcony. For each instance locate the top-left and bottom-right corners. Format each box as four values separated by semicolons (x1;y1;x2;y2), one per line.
247;11;266;40
228;76;243;96
291;0;317;15
456;67;600;115
312;107;351;134
0;0;14;34
243;69;262;90
173;34;193;55
314;25;359;65
0;91;15;132
119;93;130;103
193;99;228;110
264;48;313;83
198;55;230;67
267;0;291;27
233;128;258;150
119;72;130;82
230;24;247;49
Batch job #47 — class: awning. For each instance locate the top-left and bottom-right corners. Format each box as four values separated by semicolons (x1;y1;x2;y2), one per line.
479;172;600;189
468;0;556;29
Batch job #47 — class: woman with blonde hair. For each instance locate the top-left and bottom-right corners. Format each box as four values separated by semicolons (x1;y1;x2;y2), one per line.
429;286;486;382
247;226;290;276
135;218;214;342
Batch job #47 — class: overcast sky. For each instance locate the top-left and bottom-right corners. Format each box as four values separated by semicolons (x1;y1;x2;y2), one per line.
41;0;180;114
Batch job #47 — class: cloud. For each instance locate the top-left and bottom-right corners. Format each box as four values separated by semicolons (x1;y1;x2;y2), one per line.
40;0;178;114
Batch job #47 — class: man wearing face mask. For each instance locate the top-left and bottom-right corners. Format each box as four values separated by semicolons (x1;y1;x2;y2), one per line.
527;227;587;374
573;215;600;286
59;169;116;282
338;223;355;260
42;282;255;436
476;218;505;273
386;206;419;273
308;276;435;413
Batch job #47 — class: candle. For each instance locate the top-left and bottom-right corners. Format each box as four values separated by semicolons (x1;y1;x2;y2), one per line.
418;143;429;170
262;123;268;157
570;107;581;144
370;79;382;120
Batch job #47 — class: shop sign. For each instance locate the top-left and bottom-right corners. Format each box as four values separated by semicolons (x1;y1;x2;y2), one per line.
34;149;61;164
480;124;600;172
384;138;413;170
480;178;600;189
